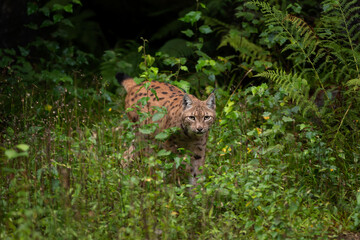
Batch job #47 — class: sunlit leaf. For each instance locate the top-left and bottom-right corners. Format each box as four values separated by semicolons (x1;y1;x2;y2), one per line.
16;144;30;152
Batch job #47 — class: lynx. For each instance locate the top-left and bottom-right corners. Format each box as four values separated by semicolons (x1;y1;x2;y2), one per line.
116;73;216;185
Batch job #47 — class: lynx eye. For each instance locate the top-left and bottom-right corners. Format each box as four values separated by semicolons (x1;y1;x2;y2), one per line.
188;116;196;121
204;116;211;120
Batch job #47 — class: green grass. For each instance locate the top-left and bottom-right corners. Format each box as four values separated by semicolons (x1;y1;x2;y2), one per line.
1;80;359;239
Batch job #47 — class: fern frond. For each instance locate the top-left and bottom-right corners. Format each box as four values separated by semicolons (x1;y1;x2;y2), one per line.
205;12;272;67
255;70;320;117
349;20;360;38
218;29;270;64
251;1;325;89
321;0;360;78
346;78;360;91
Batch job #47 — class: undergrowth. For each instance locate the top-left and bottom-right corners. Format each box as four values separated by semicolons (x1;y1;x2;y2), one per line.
1;0;360;239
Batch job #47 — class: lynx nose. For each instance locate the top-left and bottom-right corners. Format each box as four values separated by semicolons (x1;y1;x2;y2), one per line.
196;128;203;133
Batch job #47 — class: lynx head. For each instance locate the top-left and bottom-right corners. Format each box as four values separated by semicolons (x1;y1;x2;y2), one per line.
181;93;216;136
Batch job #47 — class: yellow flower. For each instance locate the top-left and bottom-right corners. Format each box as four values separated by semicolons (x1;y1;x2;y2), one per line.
222;146;231;153
44;104;52;112
263;116;270;120
220;146;231;156
108;108;112;112
330;168;334;172
247;147;252;153
256;127;262;135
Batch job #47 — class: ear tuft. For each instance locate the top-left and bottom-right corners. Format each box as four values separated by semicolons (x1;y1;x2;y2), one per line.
206;93;216;110
182;94;193;110
115;72;131;85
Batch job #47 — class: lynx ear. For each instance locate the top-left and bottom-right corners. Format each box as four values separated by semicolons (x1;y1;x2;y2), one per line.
182;94;193;110
206;93;216;110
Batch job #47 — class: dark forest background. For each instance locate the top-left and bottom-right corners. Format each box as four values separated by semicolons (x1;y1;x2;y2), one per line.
2;0;197;54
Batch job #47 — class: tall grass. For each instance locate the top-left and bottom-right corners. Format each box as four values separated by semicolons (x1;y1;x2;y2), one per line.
1;77;358;239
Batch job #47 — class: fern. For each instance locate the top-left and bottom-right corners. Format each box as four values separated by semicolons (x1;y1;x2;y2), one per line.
255;70;320;117
250;1;325;89
218;29;270;65
346;78;360;90
202;15;272;74
252;0;359;146
321;0;360;80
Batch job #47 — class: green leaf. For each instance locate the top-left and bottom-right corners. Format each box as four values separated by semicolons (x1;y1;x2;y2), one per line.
180;66;188;72
53;14;64;23
5;148;28;159
179;11;201;25
152;112;165;122
282;116;294;122
137;97;150;106
346;78;360;87
40;6;50;16
27;2;38;15
150;88;158;100
139;128;153;135
262;112;271;117
62;19;74;27
16;144;30;152
157;149;171;156
41;20;53;28
5;149;18;159
52;4;64;11
224;100;235;114
155;131;170;140
64;4;73;13
18;46;30;57
134;77;145;85
287;3;302;14
174;157;182;168
59;75;73;84
199;25;212;34
226;110;240;119
72;0;82;5
139;124;157;134
181;29;194;37
172;80;190;93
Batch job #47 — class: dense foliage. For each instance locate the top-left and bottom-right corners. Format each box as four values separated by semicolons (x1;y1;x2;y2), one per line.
1;0;359;239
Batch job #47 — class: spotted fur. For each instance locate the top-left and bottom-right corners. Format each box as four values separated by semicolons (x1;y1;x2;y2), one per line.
116;73;216;185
